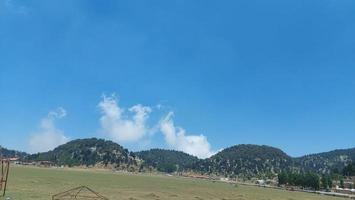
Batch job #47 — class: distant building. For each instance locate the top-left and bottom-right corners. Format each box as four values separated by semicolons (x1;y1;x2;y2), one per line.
220;177;229;182
256;180;265;185
182;173;210;180
266;179;278;186
37;161;54;167
335;186;355;195
21;162;36;166
8;157;19;161
7;157;19;164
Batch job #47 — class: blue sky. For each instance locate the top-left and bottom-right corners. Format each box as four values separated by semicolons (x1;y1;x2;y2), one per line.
0;0;354;157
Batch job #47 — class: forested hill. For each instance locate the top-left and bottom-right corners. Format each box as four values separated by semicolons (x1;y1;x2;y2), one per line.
3;138;354;178
193;144;294;178
136;149;199;173
0;146;27;158
296;147;355;174
192;145;354;178
25;138;139;170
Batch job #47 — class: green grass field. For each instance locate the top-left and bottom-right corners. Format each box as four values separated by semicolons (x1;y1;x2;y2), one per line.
2;166;345;200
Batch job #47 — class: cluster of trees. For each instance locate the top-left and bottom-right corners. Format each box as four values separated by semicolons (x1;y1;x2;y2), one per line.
297;148;355;174
157;163;177;173
26;138;137;167
195;144;293;178
10;137;353;182
136;149;199;173
342;162;355;176
0;146;27;158
278;171;320;190
320;174;332;190
278;164;355;191
330;169;347;188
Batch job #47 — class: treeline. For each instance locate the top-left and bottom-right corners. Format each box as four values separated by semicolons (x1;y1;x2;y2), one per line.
278;171;320;190
3;138;354;182
0;146;28;158
136;149;199;173
278;162;355;191
297;148;355;174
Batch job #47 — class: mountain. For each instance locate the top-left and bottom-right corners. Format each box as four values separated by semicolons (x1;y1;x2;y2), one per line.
0;146;27;159
26;138;140;170
193;144;294;178
136;149;199;173
3;138;354;178
296;147;355;174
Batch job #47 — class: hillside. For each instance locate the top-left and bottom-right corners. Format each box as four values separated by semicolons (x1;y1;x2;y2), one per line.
194;144;294;178
3;138;354;178
192;145;355;178
26;138;140;170
0;146;27;159
296;147;355;174
136;149;199;173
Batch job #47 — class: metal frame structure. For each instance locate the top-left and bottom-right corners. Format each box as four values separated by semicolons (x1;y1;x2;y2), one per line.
0;159;10;197
52;186;109;200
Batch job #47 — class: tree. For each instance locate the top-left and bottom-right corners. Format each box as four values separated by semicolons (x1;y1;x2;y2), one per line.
340;178;344;188
277;171;320;190
343;162;355;177
321;175;332;189
321;175;327;189
327;176;333;189
278;172;288;185
332;168;339;174
157;163;177;173
302;172;320;190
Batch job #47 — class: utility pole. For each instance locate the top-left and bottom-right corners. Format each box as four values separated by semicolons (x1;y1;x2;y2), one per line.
0;159;10;197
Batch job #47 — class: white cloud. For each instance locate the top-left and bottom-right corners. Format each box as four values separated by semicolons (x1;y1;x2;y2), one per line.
98;94;152;143
28;107;70;153
4;0;30;15
159;112;216;159
48;107;67;119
